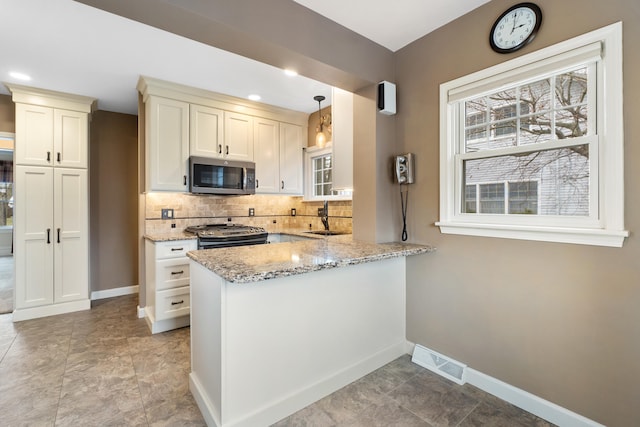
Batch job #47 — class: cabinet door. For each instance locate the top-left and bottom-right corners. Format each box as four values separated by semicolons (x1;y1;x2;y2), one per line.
331;88;354;191
14;166;54;308
190;104;224;158
54;109;88;169
15;104;54;166
224;112;254;161
279;123;303;195
253;118;279;193
146;96;189;191
53;168;88;303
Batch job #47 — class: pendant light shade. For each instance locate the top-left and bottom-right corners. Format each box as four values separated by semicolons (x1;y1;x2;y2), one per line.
314;95;326;148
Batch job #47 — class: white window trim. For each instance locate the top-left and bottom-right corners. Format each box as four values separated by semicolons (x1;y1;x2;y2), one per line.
436;22;628;247
303;144;352;202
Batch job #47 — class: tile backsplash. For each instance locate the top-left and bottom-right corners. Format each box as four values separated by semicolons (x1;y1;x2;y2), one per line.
144;193;352;235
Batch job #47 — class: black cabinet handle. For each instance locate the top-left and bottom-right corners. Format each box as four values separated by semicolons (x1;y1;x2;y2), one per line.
170;270;184;275
183;175;187;186
218;144;222;154
47;151;51;162
171;300;184;306
281;181;285;190
57;152;61;162
171;247;184;251
256;179;259;189
47;228;51;244
57;228;61;243
225;145;229;155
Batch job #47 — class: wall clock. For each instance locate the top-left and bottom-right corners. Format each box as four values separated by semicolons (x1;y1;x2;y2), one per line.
490;3;542;54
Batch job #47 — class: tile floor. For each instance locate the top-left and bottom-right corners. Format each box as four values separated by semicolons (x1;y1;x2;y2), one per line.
0;294;554;426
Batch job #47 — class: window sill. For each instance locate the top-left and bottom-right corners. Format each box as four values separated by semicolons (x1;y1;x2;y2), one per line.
435;221;628;247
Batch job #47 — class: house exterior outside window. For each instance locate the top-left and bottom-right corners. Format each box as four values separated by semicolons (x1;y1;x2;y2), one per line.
437;23;627;247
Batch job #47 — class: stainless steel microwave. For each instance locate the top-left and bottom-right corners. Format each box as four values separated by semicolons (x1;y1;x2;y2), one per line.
189;156;256;195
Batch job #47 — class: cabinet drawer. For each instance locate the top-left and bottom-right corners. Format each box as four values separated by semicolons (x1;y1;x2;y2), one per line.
156;258;190;290
156;286;190;320
155;240;197;259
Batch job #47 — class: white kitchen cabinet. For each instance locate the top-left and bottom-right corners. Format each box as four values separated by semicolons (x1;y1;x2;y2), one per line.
279;122;303;194
146;95;189;192
224;111;254;161
254;118;280;193
14;166;88;312
145;238;197;334
8;84;94;322
331;87;354;191
190;104;224;158
254;120;303;195
15;103;88;169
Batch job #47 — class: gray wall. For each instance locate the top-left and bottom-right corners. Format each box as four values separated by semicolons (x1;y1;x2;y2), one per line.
89;110;138;292
396;1;640;425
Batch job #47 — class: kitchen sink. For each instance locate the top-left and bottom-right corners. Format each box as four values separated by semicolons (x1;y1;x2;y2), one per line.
305;230;348;236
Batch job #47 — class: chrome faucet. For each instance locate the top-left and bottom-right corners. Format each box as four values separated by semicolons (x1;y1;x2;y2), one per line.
321;200;330;231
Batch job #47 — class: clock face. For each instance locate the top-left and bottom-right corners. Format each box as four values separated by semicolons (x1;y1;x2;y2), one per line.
490;3;542;53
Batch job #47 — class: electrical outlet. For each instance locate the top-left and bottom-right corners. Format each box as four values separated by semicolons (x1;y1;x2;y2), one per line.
171;223;176;229
249;208;255;217
291;208;296;216
161;208;174;219
317;208;325;217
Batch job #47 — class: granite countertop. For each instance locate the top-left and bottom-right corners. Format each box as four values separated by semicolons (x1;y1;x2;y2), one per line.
144;232;197;242
187;236;435;284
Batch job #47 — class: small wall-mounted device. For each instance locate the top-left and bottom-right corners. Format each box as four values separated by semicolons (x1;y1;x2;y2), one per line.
377;81;397;115
395;153;414;184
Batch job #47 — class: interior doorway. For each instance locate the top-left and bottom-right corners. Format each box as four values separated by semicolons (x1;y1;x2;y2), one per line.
0;132;14;315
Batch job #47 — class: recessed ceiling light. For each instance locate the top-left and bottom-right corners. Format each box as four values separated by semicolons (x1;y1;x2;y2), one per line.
248;94;261;101
284;69;298;77
9;71;31;81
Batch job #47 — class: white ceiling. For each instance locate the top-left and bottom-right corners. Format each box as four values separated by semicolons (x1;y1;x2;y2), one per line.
1;0;488;115
294;0;490;52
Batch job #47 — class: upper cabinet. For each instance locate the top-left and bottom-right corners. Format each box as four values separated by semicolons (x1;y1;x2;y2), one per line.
331;87;353;192
224;112;254;161
190;104;224;158
146;96;189;192
279;122;303;194
12;86;93;169
137;76;308;193
254;119;303;195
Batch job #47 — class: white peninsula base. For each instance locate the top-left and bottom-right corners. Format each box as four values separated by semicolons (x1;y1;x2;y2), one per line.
189;257;408;427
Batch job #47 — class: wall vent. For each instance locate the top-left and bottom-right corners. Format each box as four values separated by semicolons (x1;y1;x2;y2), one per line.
411;344;467;385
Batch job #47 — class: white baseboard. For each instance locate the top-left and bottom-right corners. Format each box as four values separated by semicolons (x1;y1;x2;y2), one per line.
12;299;90;321
465;368;604;427
90;285;139;301
406;341;603;427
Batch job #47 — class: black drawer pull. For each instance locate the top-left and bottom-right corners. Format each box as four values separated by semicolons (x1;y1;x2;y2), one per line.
171;300;184;306
47;151;51;162
170;247;184;251
57;152;61;162
170;270;184;275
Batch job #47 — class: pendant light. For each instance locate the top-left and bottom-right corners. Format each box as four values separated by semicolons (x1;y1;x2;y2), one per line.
314;95;327;147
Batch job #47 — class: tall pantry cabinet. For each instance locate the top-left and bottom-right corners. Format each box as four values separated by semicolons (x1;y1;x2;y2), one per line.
7;84;95;321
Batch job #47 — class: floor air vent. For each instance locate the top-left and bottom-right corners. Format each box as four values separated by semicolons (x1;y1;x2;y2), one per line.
411;344;467;385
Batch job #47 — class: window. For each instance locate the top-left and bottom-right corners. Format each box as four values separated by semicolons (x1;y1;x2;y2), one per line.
437;23;627;247
304;145;352;201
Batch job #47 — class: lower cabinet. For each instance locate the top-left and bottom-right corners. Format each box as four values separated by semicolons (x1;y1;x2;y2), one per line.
145;238;197;334
13;166;89;321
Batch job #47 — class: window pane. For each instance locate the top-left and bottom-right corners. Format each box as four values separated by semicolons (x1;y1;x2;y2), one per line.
556;105;588;138
521;112;552;145
555;67;588;107
521;78;551;112
314;184;323;196
464;145;589;216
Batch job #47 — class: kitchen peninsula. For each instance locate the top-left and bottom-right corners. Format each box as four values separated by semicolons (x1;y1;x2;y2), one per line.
187;236;434;427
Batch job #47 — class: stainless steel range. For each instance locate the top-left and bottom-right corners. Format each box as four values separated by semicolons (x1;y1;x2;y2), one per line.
185;224;268;249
